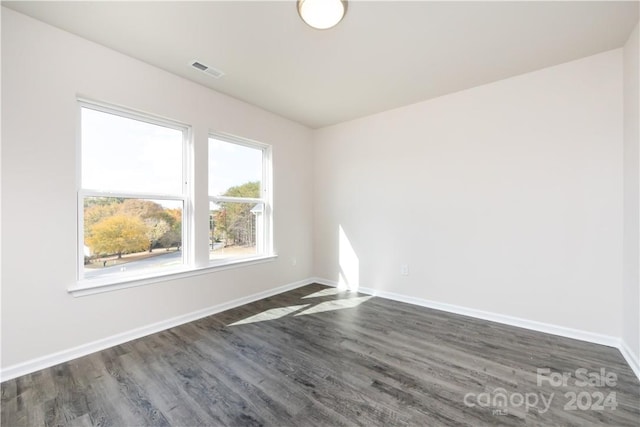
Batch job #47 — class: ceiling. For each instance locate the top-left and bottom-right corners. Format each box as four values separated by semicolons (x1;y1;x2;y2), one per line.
3;1;639;129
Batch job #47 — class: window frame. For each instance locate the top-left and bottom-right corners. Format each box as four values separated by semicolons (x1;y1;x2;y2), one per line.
76;100;193;288
71;100;277;297
208;132;273;266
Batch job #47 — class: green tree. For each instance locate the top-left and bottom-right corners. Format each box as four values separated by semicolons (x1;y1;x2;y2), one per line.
84;199;123;248
212;181;259;247
83;198;183;256
144;218;171;252
159;225;181;249
83;197;124;208
87;215;149;258
120;199;164;219
160;208;182;249
84;199;122;229
224;181;259;198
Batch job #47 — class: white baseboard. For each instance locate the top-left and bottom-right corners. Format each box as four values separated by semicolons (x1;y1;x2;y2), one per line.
362;287;619;347
619;339;640;380
0;278;312;382
4;277;638;383
311;277;640;380
310;276;344;288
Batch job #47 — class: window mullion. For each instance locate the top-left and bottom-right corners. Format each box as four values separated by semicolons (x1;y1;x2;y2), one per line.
211;196;264;204
80;190;185;202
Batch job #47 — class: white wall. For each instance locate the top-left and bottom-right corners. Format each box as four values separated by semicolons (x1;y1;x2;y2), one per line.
623;22;640;368
314;50;624;338
2;6;636;377
1;9;314;369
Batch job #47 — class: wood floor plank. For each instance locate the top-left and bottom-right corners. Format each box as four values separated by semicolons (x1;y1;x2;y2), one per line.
2;283;639;426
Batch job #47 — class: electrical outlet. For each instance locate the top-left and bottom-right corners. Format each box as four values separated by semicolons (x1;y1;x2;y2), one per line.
291;257;297;266
400;264;409;276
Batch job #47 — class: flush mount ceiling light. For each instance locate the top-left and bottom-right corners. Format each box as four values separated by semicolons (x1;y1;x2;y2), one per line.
297;0;348;30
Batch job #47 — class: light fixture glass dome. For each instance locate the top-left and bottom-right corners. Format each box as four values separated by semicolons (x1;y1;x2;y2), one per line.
297;0;347;30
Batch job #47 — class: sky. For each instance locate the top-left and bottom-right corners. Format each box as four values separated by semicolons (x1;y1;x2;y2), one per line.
208;137;262;197
81;107;262;198
82;107;183;195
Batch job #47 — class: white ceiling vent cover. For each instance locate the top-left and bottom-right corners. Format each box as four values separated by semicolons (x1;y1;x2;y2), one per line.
189;60;224;79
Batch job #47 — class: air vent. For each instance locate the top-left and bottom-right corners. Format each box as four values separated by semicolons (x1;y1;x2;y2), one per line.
191;61;208;71
189;60;224;79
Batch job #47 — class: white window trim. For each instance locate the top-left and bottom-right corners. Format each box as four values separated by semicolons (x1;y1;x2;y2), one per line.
208;132;274;266
69;255;278;297
76;99;193;290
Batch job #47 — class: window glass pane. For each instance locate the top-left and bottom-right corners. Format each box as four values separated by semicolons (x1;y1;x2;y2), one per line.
210;200;263;260
83;197;183;279
81;107;183;194
209;138;262;198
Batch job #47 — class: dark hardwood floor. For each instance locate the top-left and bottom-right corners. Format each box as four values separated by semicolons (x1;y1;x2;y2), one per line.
2;283;639;426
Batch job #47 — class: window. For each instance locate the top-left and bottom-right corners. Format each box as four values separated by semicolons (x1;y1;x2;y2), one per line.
78;103;189;284
209;135;272;263
76;100;275;293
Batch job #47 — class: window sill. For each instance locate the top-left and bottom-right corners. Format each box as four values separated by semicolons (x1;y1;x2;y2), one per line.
69;255;278;297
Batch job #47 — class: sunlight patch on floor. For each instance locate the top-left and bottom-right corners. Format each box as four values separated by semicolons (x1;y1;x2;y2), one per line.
228;304;310;326
302;287;347;299
294;296;372;316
